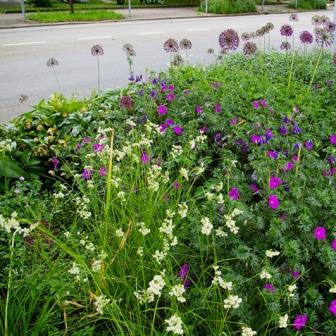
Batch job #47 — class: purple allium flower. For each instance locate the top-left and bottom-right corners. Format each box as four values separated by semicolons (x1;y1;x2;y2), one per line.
252;100;260;109
268;194;280;209
251;134;262;145
300;31;314;44
279;125;288;136
267;150;278;160
214;103;222;113
280;41;291;51
230;118;238;125
291;154;299;162
214;133;222;142
243;41;258;56
81;168;92;181
120;95;133;110
330;134;336;145
324;22;336;33
46;57;59;68
315;29;334;48
51;157;59;170
228;187;240;200
279;212;287;221
305;140;313;151
331;239;336;251
195;105;203;114
163;38;179;53
269;176;282;189
260;99;268;108
180;38;192;50
289;13;299;22
141;151;150;164
219;29;240;51
292;271;301;279
283;116;290;124
173;181;181;190
293;314;308;331
280;24;293;37
173;125;183;136
250;183;260;194
99;167;107;177
93;143;104;153
283;161;294;172
329;300;336;316
91;44;104;56
166;93;175;102
157;105;168;116
263;283;276;293
314;226;327;240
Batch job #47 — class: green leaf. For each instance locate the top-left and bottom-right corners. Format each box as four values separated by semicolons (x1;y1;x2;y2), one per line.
0;154;26;178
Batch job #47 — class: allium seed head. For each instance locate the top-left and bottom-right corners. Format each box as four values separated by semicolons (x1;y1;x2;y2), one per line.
122;43;136;57
46;57;59;67
180;38;192;50
315;29;334;47
312;15;322;26
256;29;264;37
163;38;179;53
219;29;240;51
91;45;104;56
321;15;330;25
241;32;250;41
207;48;215;54
243;42;258;56
324;22;336;33
266;22;274;31
289;13;299;22
280;41;291;51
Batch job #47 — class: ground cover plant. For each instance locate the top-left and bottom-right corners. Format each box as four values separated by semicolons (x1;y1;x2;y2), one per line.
199;0;256;14
1;14;336;336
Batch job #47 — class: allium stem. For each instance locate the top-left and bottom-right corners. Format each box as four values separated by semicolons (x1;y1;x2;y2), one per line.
97;55;101;93
288;50;296;89
5;231;17;336
52;67;61;92
307;48;323;93
104;129;115;222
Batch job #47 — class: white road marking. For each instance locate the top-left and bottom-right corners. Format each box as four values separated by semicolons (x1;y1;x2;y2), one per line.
139;31;165;35
78;35;112;40
1;41;46;47
188;28;210;32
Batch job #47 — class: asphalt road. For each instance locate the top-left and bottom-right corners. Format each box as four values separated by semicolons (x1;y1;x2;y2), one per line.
0;10;334;123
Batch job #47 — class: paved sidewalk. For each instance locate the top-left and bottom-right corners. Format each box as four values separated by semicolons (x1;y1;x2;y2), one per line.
0;4;334;29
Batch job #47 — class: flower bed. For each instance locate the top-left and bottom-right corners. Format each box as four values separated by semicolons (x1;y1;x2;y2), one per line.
1;15;336;336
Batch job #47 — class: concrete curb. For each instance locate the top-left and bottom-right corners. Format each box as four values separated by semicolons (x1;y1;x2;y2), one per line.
0;6;333;30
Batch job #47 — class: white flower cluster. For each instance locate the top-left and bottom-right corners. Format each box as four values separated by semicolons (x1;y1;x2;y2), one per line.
94;294;110;315
169;284;186;303
179;168;189;181
117;191;126;203
178;203;188;219
211;266;233;290
329;286;336;293
201;217;213;236
241;326;257;336
115;228;125;238
189;134;207;149
147;165;170;191
134;271;166;304
278;314;288;328
288;284;297;297
79;236;95;251
144;120;160;135
265;249;280;258
215;227;228;238
137;222;150;236
171;145;183;159
75;196;91;219
0;139;16;152
223;294;242;309
0;212;38;236
260;270;272;279
68;261;81;281
165;314;184;335
224;208;243;235
194;162;205;176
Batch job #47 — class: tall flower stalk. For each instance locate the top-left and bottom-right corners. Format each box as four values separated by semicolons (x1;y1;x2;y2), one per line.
288;14;299;89
46;57;61;91
91;45;104;93
122;43;136;78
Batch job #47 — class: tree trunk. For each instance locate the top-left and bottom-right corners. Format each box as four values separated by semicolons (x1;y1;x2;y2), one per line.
69;0;74;14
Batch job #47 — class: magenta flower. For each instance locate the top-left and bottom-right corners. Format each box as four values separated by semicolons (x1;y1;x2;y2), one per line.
214;103;222;113
331;239;336;251
268;194;280;209
166;93;175;102
157;105;168;115
252;100;260;109
159;123;168;133
172;181;181;190
51;157;60;170
267;150;278;160
305;140;313;151
195;105;203;114
293;314;308;331
81;168;92;180
330;134;336;145
263;283;276;293
251;134;262;145
292;271;301;279
229;187;240;200
300;30;313;44
269;176;282;189
280;24;293;37
141;151;150;164
99;167;107;177
260;99;268;108
314;226;327;240
230;118;238;125
283;161;294;172
250;183;260;193
329;300;336;316
93;143;104;153
173;125;183;135
165;118;174;126
178;263;189;280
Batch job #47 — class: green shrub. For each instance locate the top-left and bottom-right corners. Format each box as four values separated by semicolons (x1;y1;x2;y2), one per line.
290;0;327;9
28;0;52;7
200;0;256;14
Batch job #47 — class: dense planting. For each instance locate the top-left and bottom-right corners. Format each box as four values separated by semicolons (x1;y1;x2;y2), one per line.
1;13;336;336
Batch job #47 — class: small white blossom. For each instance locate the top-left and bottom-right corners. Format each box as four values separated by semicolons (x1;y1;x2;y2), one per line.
171;145;183;159
137;247;144;257
94;294;110;315
201;217;213;236
179;168;189;181
64;231;71;239
137;222;150;236
260;270;272;279
68;262;80;276
92;259;103;272
165;314;184;335
278;314;288;328
223;295;242;309
115;228;124;238
169;284;186;303
241;326;257;336
178;203;188;219
288;284;297;297
215;227;228;237
117;191;126;202
148;274;166;296
329;286;336;293
134;289;155;304
215;182;223;192
266;250;280;258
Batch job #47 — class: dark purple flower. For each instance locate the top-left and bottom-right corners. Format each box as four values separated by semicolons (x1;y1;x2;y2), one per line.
263;283;276;293
178;263;189;281
214;103;222;113
120;95;133;110
81;168;92;181
166;93;175;102
184;279;191;288
214;133;222;142
260;99;268;108
157;105;168;116
93;143;104;153
293;314;308;331
99;167;107;177
250;183;260;194
292;154;299;162
300;31;313;44
150;90;157;98
331;239;336;251
328;156;335;164
51;157;59;170
283;161;294;172
280;24;293;37
267;150;278;160
330;134;336;145
265;130;273;140
141;151;150;164
292;271;301;279
305;140;313;151
279;125;288;136
200;126;209;134
230;118;238;125
314;226;327;240
292;124;302;134
165;119;174;127
195;105;203;114
75;143;82;151
159;123;168;133
251;134;262;145
252;100;260;109
163;38;179;53
173;181;181;190
228;187;240;200
324;21;336;33
268;194;280;209
219;29;240;51
173;125;183;135
269;176;282;189
329;300;336;316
